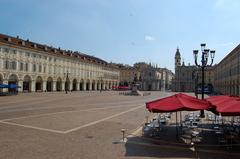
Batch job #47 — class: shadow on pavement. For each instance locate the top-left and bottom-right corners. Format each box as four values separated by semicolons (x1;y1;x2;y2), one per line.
124;122;240;159
125;135;240;159
125;136;195;158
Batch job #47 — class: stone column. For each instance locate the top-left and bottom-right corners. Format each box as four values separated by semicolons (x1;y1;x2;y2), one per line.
18;80;23;92
156;82;160;91
83;82;86;91
109;82;112;90
31;80;36;92
53;81;57;91
76;82;80;91
43;81;47;92
0;59;3;69
94;83;97;91
62;81;65;91
152;82;155;91
69;81;73;91
103;83;106;90
142;82;145;91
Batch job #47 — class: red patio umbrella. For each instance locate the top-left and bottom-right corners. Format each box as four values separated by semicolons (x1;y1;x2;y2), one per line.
214;98;240;116
146;93;211;113
206;95;240;116
206;95;236;106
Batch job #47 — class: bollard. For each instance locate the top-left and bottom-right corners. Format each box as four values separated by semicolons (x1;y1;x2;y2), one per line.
121;129;126;142
145;115;149;123
190;142;199;159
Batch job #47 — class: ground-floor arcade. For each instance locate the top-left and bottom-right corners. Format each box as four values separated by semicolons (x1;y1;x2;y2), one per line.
0;73;119;93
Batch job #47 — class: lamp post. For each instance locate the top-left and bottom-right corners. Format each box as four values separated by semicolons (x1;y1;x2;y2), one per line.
192;70;199;99
193;43;215;118
64;71;70;94
99;76;103;92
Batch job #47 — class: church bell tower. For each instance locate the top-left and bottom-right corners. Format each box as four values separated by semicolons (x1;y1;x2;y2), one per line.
175;47;181;69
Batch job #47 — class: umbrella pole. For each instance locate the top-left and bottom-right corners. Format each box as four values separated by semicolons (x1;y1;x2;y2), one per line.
180;111;182;127
176;112;178;140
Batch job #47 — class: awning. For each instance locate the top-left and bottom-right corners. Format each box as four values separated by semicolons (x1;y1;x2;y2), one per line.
0;84;9;88
0;84;21;89
146;93;211;113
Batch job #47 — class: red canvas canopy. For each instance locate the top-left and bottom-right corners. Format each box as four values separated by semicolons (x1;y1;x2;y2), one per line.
206;95;240;116
217;99;240;116
146;93;211;113
205;95;236;106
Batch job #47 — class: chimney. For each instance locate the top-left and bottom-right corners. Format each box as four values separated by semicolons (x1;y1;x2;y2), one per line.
44;45;48;51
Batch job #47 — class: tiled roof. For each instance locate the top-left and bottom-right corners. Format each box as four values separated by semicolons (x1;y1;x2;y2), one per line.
0;33;108;65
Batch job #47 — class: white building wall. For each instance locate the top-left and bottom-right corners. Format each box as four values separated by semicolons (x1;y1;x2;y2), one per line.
0;43;120;93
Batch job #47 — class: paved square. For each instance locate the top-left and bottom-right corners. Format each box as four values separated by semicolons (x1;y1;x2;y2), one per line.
0;91;177;159
1;91;237;159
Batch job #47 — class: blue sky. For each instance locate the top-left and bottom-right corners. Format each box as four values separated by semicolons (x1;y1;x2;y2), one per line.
1;0;240;71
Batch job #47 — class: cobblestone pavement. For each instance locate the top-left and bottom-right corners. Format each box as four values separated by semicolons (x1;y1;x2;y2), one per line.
0;91;238;159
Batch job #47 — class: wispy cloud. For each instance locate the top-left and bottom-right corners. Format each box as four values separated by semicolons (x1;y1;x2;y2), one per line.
145;35;155;41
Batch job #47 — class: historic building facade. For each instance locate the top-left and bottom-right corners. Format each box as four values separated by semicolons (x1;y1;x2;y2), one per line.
111;63;140;87
113;62;174;91
172;48;214;92
214;44;240;96
0;34;120;92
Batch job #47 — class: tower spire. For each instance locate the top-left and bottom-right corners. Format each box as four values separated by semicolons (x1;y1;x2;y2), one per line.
175;47;181;69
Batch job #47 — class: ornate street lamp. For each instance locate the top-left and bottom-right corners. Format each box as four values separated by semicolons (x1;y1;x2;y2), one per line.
193;43;215;118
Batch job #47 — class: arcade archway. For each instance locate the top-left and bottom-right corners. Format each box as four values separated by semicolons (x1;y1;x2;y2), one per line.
36;76;43;92
65;79;70;91
47;77;53;92
8;74;18;93
80;79;84;91
86;79;90;91
56;77;62;91
92;80;96;90
23;75;31;92
72;79;77;91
